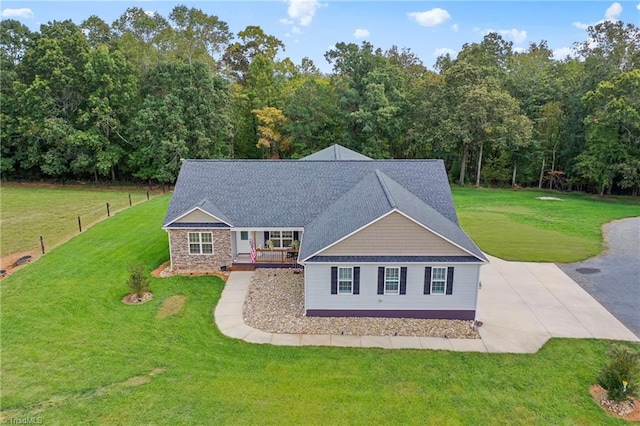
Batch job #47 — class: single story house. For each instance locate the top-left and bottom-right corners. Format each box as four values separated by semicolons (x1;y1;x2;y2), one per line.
162;145;488;320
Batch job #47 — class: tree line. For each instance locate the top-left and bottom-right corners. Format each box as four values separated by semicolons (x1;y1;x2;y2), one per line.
1;6;638;195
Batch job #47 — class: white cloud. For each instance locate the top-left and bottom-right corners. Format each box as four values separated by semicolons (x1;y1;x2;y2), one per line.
480;28;527;45
451;23;459;32
499;28;527;44
637;3;640;11
513;47;526;54
291;26;302;34
144;10;156;17
605;2;623;19
573;2;624;30
279;18;294;25
434;47;456;57
287;0;326;27
354;28;370;39
1;8;34;18
408;8;451;27
553;47;574;60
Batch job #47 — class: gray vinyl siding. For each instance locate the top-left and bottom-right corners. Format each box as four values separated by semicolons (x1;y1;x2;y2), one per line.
319;212;468;256
304;263;480;312
175;209;224;223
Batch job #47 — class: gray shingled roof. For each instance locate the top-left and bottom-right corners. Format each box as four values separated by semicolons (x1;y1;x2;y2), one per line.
377;172;486;261
300;144;373;161
163;155;486;262
298;170;393;260
298;170;486;261
164;159;457;227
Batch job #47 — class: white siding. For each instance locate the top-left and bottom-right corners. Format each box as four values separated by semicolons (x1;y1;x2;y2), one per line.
304;263;480;312
319;212;468;256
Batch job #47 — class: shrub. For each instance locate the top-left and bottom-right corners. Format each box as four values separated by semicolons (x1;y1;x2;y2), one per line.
597;344;640;402
127;264;150;297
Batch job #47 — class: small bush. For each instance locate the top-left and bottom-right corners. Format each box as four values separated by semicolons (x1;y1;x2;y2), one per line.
127;264;150;297
597;344;640;402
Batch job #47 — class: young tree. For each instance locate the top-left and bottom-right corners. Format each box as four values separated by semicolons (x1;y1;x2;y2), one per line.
253;106;290;158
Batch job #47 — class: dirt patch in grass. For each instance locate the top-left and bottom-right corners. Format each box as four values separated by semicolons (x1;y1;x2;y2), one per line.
590;384;640;421
0;250;38;275
157;295;186;318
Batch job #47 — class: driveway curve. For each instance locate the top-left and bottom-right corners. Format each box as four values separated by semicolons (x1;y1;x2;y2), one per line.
558;217;640;337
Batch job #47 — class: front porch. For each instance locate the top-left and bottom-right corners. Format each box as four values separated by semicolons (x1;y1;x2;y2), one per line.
232;249;301;270
232;229;302;270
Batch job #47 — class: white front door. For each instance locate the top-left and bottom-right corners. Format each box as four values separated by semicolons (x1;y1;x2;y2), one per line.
236;231;251;254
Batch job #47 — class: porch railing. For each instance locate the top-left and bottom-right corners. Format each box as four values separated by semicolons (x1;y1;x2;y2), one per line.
255;248;299;264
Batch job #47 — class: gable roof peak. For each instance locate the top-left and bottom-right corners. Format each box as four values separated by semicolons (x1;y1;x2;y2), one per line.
300;144;373;161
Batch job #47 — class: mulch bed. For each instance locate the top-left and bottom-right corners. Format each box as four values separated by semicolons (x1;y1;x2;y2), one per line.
151;261;228;281
122;292;153;305
589;384;640;421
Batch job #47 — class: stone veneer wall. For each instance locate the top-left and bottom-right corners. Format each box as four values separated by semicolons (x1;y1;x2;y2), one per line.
169;229;232;273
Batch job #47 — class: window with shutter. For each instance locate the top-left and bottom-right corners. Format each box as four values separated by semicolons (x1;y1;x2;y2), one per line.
431;267;446;294
384;267;400;295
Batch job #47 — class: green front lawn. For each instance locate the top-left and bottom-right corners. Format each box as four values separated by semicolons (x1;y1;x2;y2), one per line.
1;195;637;424
452;187;640;262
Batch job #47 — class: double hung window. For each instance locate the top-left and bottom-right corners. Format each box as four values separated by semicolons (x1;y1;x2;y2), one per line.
188;232;213;254
385;267;400;295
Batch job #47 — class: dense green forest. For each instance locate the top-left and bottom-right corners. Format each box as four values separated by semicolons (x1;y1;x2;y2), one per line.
1;6;638;194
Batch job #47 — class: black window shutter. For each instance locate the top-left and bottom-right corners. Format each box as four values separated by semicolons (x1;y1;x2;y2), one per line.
400;267;407;295
377;267;385;295
424;267;432;294
353;267;360;294
263;231;269;243
446;267;454;295
331;267;338;295
293;231;299;241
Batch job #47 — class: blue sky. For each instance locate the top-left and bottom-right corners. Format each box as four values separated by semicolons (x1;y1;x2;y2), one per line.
2;1;639;72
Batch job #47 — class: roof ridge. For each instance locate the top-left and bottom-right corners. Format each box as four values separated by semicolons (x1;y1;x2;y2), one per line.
374;170;397;209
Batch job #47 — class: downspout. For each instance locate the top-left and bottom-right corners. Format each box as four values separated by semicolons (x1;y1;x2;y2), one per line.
165;228;174;272
297;230;307;315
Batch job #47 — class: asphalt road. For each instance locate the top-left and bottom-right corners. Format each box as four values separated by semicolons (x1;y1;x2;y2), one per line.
558;217;640;337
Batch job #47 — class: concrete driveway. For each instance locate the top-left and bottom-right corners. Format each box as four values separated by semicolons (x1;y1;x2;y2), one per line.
477;255;639;353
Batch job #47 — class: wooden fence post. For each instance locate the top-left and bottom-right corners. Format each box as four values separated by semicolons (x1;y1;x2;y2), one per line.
78;216;82;233
146;191;150;200
106;202;110;217
40;236;45;254
128;193;132;207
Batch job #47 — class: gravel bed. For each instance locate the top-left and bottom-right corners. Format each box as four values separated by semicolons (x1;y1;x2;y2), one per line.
243;269;480;339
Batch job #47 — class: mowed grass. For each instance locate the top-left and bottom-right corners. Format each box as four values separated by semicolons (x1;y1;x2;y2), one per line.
1;194;638;424
0;184;156;257
452;187;640;262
